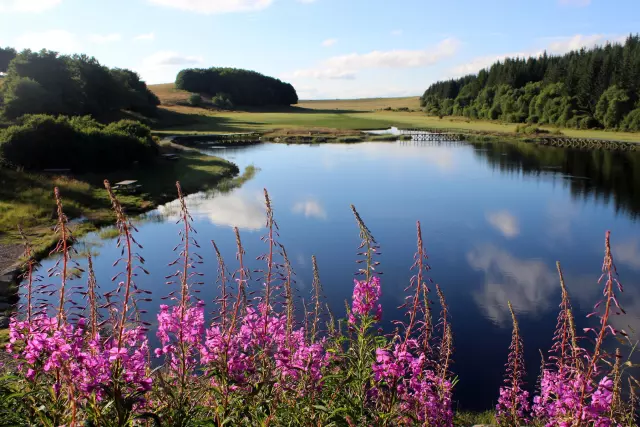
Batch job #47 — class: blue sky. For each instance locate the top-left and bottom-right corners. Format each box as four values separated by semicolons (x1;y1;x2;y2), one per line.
1;0;639;99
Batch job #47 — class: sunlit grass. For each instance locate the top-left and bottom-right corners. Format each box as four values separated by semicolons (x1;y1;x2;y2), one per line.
0;151;239;259
147;84;640;142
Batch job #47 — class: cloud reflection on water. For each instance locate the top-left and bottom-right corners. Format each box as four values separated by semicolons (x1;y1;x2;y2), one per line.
156;188;265;231
468;244;557;325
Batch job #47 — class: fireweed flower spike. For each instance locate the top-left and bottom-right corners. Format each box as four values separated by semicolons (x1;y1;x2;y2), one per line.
496;301;530;426
153;181;206;425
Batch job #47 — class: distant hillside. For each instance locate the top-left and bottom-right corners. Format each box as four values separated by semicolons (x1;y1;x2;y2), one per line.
422;34;640;131
148;83;419;112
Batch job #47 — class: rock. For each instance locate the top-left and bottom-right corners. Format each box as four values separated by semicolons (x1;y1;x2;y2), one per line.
0;302;13;311
0;316;9;328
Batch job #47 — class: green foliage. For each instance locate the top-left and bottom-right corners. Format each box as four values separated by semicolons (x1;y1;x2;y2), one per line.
0;46;17;72
0;49;159;119
176;67;298;106
211;92;233;109
0;114;158;172
595;85;633;129
620;108;640;131
421;35;640;131
188;93;203;106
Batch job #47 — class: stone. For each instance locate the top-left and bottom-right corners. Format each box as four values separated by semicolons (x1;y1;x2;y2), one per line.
0;316;8;328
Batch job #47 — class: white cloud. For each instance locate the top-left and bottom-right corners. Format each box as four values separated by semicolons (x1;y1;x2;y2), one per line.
142;51;204;66
0;0;61;12
147;0;273;14
136;51;204;84
486;211;520;238
291;38;459;81
450;33;625;77
15;30;79;54
292;68;356;80
134;32;156;41
89;33;122;44
559;0;591;6
321;38;338;47
325;38;459;69
545;34;625;55
292;199;327;219
391;29;403;36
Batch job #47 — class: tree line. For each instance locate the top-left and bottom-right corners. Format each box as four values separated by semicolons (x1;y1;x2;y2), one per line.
0;47;160;172
176;67;298;107
0;47;160;120
421;35;640;131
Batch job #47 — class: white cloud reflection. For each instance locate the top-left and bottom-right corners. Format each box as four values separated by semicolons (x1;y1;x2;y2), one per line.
292;198;327;219
468;244;557;325
614;239;640;271
156;189;265;230
486;210;520;238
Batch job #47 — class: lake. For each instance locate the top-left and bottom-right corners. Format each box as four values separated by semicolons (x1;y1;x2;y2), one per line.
32;139;640;411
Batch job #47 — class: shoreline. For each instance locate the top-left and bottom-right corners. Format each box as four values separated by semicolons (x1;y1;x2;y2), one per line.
0;146;242;326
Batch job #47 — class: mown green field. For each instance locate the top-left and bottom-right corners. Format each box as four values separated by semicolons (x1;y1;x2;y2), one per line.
148;84;640;142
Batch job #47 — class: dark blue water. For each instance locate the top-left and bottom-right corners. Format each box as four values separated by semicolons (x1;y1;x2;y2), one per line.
33;140;640;410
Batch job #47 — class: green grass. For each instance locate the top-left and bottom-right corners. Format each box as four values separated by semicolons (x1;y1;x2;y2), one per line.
0;149;239;267
453;410;495;426
147;85;640;143
150;105;640;143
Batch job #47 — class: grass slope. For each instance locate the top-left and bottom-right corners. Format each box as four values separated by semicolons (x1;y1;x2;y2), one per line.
148;84;640;142
0;147;239;267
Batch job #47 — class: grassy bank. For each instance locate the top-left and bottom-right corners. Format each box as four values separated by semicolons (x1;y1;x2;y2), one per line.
148;84;640;143
0;146;239;270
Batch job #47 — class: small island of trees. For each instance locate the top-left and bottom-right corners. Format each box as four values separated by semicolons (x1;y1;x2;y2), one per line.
175;67;298;107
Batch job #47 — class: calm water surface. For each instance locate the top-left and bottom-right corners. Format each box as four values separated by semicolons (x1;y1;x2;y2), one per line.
34;139;640;410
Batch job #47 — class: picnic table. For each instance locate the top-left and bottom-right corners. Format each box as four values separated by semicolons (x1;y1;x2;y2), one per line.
113;180;141;193
161;153;180;161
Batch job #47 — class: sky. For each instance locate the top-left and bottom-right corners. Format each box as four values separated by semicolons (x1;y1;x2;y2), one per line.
1;0;639;100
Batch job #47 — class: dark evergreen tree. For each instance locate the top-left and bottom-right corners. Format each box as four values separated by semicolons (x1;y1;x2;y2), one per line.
421;35;640;130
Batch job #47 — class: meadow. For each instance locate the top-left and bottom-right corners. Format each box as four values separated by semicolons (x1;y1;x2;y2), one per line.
149;84;640;143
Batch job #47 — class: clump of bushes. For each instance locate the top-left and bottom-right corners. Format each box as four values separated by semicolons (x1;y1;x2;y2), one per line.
211;92;234;109
0;114;158;172
515;124;563;136
187;93;203;107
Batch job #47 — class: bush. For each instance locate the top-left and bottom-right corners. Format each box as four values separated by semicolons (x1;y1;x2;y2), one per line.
515;124;550;135
0;114;158;171
211;92;233;109
188;93;203;107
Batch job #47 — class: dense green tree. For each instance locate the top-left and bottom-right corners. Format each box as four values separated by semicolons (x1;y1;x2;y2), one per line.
421;35;640;131
0;48;159;119
595;86;633;129
176;67;298;107
0;47;16;73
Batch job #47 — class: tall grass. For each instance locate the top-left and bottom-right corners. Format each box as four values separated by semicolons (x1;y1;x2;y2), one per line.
1;186;637;426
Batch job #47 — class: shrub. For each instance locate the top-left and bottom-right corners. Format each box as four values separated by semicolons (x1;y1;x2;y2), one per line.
0;114;157;171
211;92;233;109
187;93;202;107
